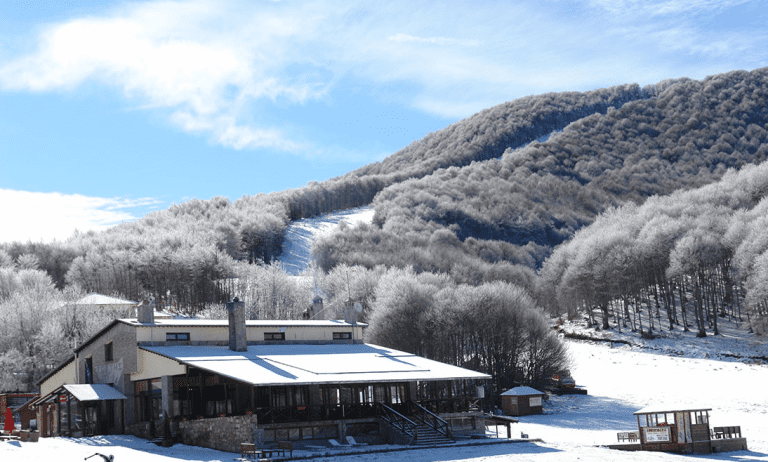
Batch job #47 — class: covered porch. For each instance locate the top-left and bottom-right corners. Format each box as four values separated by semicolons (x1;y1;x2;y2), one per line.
129;343;490;451
37;384;126;438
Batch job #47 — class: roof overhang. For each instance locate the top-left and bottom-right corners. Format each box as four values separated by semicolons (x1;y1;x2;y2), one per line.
633;406;712;415
40;384;127;403
142;343;490;387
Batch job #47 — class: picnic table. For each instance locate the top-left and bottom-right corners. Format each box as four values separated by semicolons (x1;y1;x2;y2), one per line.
240;441;292;460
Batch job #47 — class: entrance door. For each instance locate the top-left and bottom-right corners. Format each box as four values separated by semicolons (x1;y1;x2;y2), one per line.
84;405;98;436
104;401;115;434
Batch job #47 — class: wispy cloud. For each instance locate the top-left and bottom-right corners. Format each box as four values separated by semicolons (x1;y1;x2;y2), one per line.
0;189;160;243
0;0;765;150
388;33;480;47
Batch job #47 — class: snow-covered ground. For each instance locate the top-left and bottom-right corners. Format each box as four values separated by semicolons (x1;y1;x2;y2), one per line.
5;328;767;462
277;206;375;275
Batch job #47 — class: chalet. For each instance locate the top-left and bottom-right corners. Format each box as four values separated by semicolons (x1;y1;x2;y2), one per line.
500;386;544;416
609;405;748;454
34;299;491;452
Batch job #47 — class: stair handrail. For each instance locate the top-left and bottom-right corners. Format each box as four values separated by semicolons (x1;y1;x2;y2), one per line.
376;403;418;440
408;401;453;440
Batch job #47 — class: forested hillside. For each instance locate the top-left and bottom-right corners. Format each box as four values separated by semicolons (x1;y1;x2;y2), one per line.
1;81;650;307
3;67;768;394
314;68;768;287
540;160;768;337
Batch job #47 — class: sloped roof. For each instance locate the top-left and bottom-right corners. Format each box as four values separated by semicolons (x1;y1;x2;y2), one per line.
75;293;137;306
62;384;127;401
634;405;712;415
501;386;544;396
144;343;490;386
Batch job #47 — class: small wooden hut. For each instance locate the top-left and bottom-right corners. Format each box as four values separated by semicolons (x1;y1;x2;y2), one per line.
609;405;748;454
501;386;544;416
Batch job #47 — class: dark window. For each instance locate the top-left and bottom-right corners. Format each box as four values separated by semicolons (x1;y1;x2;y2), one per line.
333;332;352;340
264;332;285;341
166;332;190;341
85;357;93;384
104;342;113;362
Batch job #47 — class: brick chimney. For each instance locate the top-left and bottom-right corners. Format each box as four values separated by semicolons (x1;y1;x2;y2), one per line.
226;297;247;352
137;299;154;324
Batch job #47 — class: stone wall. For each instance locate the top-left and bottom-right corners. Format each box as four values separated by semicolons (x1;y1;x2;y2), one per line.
178;415;259;453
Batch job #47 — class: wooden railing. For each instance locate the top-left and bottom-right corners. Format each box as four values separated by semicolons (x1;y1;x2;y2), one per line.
616;431;639;442
408;401;453;440
377;403;418;441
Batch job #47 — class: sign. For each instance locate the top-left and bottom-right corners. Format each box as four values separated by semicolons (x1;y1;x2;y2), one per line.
644;426;671;442
529;396;542;407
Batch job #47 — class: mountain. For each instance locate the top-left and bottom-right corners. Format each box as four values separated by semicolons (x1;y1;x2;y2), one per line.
3;68;768;309
314;68;768;287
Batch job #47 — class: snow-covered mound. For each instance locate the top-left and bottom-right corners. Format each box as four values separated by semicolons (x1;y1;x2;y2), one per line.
277;206;375;275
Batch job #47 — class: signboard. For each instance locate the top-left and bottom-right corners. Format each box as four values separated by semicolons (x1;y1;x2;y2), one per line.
529;397;542;406
644;426;671;442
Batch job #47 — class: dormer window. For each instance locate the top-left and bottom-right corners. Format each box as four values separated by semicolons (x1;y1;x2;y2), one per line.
166;332;190;341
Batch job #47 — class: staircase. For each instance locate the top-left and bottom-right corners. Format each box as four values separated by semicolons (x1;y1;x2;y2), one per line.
377;402;455;446
412;423;454;445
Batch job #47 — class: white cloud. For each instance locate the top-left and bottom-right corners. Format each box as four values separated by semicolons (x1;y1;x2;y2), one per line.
0;189;159;243
0;0;765;150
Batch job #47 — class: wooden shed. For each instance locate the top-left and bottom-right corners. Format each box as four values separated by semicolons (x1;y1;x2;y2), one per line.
501;386;544;416
608;405;748;454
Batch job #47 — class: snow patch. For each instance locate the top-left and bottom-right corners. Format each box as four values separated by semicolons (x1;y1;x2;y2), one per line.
277;206;375;275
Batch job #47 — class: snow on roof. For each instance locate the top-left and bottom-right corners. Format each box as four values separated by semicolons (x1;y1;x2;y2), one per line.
633;405;712;415
75;293;137;306
62;384;127;401
501;386;544;396
122;318;366;327
144;343;490;386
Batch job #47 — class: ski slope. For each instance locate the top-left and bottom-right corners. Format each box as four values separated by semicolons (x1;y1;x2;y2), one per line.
277;206;375;275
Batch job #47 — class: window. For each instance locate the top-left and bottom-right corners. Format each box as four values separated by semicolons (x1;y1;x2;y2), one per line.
264;332;285;341
104;342;113;362
85;357;93;384
332;332;352;340
166;332;190;341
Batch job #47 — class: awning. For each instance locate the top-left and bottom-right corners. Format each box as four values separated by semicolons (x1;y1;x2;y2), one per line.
62;384;127;402
143;343;491;387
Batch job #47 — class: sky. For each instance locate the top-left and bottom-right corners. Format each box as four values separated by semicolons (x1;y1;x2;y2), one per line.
0;0;766;243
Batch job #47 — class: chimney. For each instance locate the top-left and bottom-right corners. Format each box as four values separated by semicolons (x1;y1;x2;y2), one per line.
137;299;155;324
226;297;247;352
344;299;358;324
311;296;325;321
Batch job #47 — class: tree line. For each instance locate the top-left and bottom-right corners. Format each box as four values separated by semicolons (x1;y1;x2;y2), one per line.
539;160;768;336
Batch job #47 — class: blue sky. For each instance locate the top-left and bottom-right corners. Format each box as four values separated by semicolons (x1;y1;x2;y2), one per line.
1;0;766;243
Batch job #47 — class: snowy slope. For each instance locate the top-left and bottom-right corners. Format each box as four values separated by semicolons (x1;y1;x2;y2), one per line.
277;206;375;275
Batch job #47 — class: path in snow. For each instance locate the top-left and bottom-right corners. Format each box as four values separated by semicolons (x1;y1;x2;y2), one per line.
277;206;375;275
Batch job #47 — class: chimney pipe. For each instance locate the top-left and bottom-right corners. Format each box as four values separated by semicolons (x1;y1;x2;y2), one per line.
137;299;155;324
344;299;358;324
226;297;247;352
311;296;325;321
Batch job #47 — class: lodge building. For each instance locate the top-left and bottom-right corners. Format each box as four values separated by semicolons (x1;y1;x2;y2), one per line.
34;299;491;452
